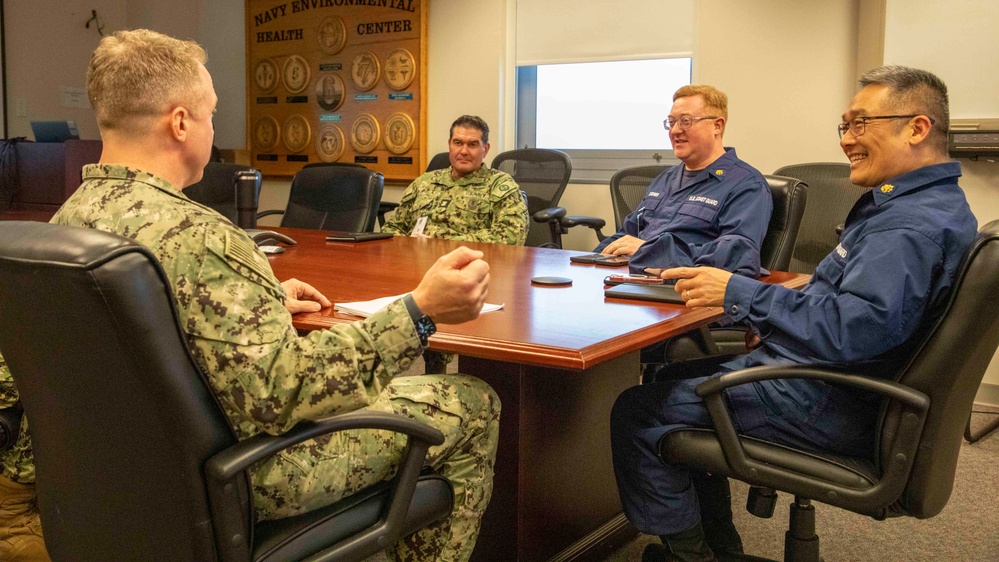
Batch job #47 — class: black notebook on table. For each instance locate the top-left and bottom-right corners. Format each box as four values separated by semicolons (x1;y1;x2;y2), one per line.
604;283;684;304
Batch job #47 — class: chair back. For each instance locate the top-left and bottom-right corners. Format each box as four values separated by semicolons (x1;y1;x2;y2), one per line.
282;166;384;232
772;163;868;274
608;165;669;231
491;148;572;247
883;219;999;518
425;152;451;173
760;175;808;271
185;162;262;229
0;221;243;561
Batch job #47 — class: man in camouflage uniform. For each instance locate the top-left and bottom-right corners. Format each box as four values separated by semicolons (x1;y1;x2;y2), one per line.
384;115;528;373
382;115;529;246
0;359;48;562
0;29;500;561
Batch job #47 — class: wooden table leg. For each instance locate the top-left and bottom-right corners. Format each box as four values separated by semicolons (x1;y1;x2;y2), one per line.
462;351;641;561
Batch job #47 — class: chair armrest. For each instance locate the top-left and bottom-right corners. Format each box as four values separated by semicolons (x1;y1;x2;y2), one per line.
560;215;607;241
378;201;400;212
690;364;929;512
256;209;285;219
204;411;446;562
206;411;444;481
533;206;566;223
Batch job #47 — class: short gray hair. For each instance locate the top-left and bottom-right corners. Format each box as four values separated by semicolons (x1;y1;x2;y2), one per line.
858;65;949;154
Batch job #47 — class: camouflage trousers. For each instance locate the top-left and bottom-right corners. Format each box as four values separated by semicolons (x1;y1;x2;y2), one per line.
251;374;500;561
0;475;50;562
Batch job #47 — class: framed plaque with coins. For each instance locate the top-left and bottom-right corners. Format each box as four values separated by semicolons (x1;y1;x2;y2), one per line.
245;0;427;181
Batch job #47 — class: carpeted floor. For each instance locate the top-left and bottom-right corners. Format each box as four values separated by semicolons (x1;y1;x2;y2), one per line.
373;356;999;561
606;406;999;562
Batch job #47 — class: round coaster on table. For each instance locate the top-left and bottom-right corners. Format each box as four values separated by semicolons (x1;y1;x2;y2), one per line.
531;276;573;287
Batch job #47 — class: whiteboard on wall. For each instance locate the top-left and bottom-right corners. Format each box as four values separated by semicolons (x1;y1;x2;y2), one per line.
884;0;999;119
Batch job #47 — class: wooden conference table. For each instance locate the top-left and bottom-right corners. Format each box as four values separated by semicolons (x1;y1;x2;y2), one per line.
266;228;809;562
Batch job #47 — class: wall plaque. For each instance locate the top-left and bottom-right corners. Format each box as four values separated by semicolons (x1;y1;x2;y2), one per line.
246;0;427;179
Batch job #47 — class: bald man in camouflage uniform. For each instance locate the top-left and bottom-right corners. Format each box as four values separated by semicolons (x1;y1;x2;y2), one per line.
383;115;529;246
0;360;48;562
0;29;500;561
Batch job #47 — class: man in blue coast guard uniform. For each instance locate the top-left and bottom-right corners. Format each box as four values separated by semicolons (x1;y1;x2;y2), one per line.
612;66;978;562
596;85;773;278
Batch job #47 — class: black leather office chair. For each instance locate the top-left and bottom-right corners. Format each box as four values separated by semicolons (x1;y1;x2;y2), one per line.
184;162;262;229
425;152;451;173
491;148;572;248
259;165;384;232
0;221;454;562
659;219;999;562
772;163;867;274
561;164;669;243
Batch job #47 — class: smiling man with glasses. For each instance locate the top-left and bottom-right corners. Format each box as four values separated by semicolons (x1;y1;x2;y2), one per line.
613;66;977;562
596;85;772;280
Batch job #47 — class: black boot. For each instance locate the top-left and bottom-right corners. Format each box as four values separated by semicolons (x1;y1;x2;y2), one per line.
642;522;717;562
691;471;744;555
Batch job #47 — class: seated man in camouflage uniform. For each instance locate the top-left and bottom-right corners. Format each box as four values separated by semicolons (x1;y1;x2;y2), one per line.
384;114;530;373
0;29;499;562
383;114;529;246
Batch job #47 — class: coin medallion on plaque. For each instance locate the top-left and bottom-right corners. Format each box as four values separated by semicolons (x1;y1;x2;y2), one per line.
315;74;345;112
384;49;416;91
317;16;347;55
254;58;279;94
283;114;312;154
350;51;381;92
282;55;311;94
350;114;380;154
384;112;415;155
253;116;280;152
316;124;346;162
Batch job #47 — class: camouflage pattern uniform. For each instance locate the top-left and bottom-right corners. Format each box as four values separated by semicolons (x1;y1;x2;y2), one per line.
24;164;499;561
0;358;49;561
384;164;527;373
382;165;529;246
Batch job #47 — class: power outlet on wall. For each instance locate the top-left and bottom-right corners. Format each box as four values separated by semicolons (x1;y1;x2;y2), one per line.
14;98;28;118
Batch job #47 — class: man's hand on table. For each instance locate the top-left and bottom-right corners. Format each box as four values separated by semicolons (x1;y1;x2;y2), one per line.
601;235;645;256
659;266;733;308
410;247;490;324
282;278;332;314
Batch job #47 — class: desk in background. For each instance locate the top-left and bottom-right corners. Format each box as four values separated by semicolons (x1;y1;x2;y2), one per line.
267;228;810;561
0;140;102;221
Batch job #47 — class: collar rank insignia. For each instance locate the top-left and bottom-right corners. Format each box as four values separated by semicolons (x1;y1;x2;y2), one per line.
881;184;894;194
715;169;724;175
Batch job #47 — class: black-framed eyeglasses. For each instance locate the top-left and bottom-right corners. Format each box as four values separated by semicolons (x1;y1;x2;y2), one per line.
837;115;936;139
663;115;719;131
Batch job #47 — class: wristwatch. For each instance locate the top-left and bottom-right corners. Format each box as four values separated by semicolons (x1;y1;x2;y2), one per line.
402;294;437;347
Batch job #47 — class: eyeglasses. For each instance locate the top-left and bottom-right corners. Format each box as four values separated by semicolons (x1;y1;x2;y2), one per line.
663;115;718;131
837;115;936;139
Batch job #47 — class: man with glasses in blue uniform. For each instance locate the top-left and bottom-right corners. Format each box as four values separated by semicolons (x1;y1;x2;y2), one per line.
596;85;772;279
612;66;977;562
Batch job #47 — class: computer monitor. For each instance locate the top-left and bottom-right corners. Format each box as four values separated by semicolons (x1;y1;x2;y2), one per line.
30;121;80;143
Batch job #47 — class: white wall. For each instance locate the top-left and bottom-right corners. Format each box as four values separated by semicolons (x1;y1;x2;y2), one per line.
4;0;128;140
